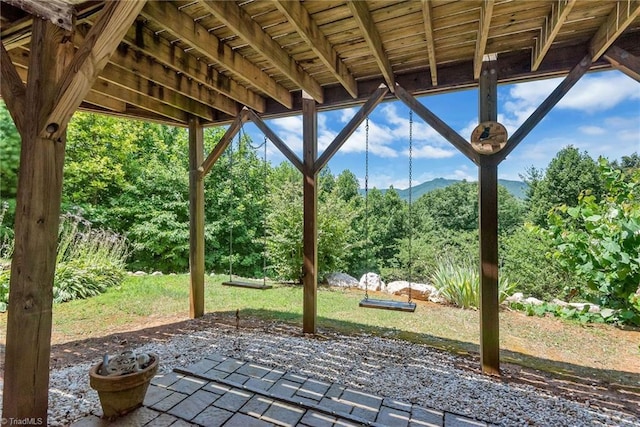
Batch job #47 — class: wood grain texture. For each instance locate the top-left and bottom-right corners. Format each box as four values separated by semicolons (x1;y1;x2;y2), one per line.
590;0;640;60
604;45;640;82
189;117;205;319
0;42;26;133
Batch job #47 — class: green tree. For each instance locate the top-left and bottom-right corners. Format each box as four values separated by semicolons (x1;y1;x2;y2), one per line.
526;146;603;226
0;101;21;236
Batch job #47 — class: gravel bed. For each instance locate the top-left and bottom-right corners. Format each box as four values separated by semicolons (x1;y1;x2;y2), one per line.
3;322;638;426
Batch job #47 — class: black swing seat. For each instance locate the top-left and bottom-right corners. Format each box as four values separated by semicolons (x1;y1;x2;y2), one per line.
359;298;416;312
222;280;272;290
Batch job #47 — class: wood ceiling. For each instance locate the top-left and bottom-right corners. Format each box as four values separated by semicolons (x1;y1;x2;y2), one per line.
1;0;639;127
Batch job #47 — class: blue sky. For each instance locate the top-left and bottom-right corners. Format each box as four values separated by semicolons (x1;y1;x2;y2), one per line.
241;69;640;189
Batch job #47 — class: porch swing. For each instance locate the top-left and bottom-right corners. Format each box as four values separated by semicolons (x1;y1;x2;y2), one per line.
359;112;417;312
222;130;272;290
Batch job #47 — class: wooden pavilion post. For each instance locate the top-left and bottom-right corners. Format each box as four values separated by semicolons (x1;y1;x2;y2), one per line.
2;19;73;421
1;2;146;420
189;116;205;318
302;92;318;333
477;55;500;375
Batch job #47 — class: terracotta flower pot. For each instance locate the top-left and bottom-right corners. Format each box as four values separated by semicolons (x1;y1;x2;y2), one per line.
89;353;159;419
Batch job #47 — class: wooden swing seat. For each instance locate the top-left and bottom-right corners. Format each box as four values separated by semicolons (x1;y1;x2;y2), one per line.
359;298;416;312
222;280;272;290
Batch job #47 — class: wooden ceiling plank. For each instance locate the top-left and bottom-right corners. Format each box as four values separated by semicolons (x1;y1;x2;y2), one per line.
274;0;357;98
201;0;323;103
420;0;438;86
604;45;640;82
43;0;147;139
590;0;640;61
140;1;292;109
473;0;495;79
532;0;577;71
74;25;239;117
0;42;27;133
348;0;395;92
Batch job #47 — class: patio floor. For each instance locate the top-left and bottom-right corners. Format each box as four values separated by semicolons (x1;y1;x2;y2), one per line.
72;353;490;426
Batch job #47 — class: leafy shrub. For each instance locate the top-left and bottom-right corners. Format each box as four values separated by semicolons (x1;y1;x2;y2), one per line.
53;213;128;303
547;160;640;326
511;301;626;325
431;258;515;309
501;224;577;301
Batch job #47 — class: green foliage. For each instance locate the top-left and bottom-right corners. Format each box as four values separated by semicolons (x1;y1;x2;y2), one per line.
548;159;640;325
0;102;20;238
430;257;515;309
511;301;614;325
526;146;603;226
53;213;129;303
501;224;577;301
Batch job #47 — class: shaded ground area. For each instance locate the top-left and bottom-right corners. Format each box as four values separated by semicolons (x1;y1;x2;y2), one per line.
35;312;640;419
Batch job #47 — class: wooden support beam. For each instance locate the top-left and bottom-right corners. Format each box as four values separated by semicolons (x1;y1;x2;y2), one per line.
245;108;304;173
532;0;576;71
3;0;74;30
474;0;495;79
314;84;389;174
0;42;26;133
302;93;318;334
590;0;640;61
43;0;147;140
477;57;500;376
604;45;640;82
420;0;438;86
189;116;205;319
99;20;266;113
348;0;396;93
395;84;479;164
495;54;592;164
74;26;240;117
2;18;73;423
201;0;323;104
9;47;190;124
201;109;249;177
274;0;357;99
141;1;292;109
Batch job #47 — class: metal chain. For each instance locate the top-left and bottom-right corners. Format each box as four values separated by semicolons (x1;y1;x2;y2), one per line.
262;136;268;287
364;118;370;301
408;110;413;303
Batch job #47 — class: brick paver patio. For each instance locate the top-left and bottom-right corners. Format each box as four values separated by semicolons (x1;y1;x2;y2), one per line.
72;354;490;426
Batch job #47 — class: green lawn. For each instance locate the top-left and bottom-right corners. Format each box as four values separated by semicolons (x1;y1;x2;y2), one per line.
1;274;638;386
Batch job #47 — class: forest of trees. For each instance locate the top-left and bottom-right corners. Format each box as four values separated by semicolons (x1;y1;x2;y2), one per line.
1;104;639;324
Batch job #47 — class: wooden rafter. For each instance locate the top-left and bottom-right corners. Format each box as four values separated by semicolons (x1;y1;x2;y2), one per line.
604;45;640;82
348;0;395;93
3;0;74;30
474;0;495;79
420;0;438;86
86;20;265;113
0;42;26;133
590;0;640;61
532;0;577;71
43;0;147;140
200;0;323;103
74;26;239;117
10;46;190;123
140;1;292;109
274;0;357;99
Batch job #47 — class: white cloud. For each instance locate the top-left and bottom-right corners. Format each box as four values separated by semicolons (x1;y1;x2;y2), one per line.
405;145;456;159
557;73;640;113
579;125;606;135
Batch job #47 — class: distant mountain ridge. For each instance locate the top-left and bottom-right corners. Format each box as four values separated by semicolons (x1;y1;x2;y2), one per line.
361;178;529;200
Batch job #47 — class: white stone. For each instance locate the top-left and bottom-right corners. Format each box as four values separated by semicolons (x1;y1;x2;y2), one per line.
151;271;163;276
359;272;384;291
385;281;439;302
552;298;568;307
133;271;146;276
523;297;544;306
325;272;359;288
505;292;524;303
567;302;600;313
